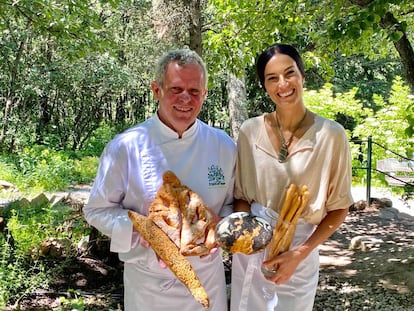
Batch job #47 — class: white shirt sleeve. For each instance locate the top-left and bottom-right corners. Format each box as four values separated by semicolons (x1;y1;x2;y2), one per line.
83;140;140;253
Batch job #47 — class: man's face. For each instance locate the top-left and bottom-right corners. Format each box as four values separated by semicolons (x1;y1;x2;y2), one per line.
151;62;207;137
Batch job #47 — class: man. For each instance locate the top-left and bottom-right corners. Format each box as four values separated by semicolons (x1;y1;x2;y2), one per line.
83;49;236;310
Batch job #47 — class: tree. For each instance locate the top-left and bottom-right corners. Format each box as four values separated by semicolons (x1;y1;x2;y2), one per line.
151;0;206;54
206;0;414;91
205;0;413;137
0;0;120;151
331;0;414;93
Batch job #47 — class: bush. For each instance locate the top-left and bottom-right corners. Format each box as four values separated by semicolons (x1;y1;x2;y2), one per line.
0;237;49;308
0;196;87;307
0;146;99;193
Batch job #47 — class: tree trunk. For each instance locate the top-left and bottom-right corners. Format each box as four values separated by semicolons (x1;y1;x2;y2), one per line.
36;95;52;144
36;37;54;144
227;72;248;141
350;0;414;93
380;12;414;93
0;27;28;151
185;0;203;56
0;97;13;149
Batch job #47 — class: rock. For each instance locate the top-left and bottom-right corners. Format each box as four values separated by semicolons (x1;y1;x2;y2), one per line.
215;212;273;255
350;200;368;212
36;237;73;258
380;197;393;208
77;235;90;252
349;235;384;251
371;197;392;209
30;193;50;207
0;180;16;190
380;207;399;220
49;193;68;207
13;197;31;209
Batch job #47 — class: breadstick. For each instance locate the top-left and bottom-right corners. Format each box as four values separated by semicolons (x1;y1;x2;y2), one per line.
291;187;310;223
267;219;292;257
267;185;310;258
128;210;210;309
283;191;302;223
283;187;310;250
276;184;297;227
267;186;298;257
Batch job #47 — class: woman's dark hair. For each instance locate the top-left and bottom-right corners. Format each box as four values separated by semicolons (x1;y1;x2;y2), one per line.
256;43;305;90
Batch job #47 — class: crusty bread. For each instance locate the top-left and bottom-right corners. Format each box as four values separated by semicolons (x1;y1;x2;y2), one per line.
148;170;216;257
178;188;216;256
149;181;181;247
128;210;210;309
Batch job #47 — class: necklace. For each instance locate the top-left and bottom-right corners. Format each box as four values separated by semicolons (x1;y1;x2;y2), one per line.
274;109;308;163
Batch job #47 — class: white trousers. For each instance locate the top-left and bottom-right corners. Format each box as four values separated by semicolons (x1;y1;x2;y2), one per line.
230;205;319;311
123;252;228;311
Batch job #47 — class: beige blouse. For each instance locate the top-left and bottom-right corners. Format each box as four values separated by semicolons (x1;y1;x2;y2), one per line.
235;114;354;225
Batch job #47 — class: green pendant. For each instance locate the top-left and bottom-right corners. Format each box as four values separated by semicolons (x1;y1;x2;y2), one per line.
278;143;288;163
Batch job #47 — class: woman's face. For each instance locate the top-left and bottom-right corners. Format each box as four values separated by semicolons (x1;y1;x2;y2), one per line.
263;53;305;108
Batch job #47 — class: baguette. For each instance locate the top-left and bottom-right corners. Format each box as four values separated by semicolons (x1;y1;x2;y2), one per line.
128;210;210;309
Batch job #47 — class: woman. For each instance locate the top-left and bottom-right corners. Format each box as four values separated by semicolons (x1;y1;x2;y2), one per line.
230;43;354;311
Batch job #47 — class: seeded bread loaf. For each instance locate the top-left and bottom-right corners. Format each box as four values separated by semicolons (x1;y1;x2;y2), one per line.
128;210;210;309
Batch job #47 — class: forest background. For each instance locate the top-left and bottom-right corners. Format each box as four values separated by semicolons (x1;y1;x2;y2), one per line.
0;0;413;309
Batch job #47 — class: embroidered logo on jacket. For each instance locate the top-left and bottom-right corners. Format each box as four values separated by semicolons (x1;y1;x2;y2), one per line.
208;165;226;186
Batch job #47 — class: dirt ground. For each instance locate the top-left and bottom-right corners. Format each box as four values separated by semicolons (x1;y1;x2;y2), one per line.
6;201;414;311
315;203;414;311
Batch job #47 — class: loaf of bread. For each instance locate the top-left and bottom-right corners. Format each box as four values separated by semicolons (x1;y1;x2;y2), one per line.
215;212;273;255
128;210;210;309
148;170;216;256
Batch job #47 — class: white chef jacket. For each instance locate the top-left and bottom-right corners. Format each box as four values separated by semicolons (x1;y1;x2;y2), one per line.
84;112;237;311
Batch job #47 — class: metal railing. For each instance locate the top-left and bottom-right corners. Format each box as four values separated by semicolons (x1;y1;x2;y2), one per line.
353;136;414;203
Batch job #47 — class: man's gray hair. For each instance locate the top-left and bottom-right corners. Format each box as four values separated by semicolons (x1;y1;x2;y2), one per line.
154;49;208;88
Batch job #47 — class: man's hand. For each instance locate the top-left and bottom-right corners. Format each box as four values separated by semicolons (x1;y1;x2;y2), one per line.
140;236;168;268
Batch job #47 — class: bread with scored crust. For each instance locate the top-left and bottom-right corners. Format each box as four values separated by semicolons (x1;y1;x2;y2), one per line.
148;170;216;257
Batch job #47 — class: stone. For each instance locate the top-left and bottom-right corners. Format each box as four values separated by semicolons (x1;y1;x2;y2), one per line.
0;180;16;190
30;193;50;207
350;200;367;212
14;197;31;208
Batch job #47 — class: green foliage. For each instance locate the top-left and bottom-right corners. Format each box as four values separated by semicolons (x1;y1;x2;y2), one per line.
80;122;126;156
205;0;413;91
205;0;309;75
330;55;402;104
0;237;49;308
3;200;74;255
354;77;414;159
0;0;158;153
305;83;371;129
53;289;84;311
0;146;98;193
0;197;83;307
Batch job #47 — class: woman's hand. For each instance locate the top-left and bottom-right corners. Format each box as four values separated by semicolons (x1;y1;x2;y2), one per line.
263;208;349;284
263;248;305;284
